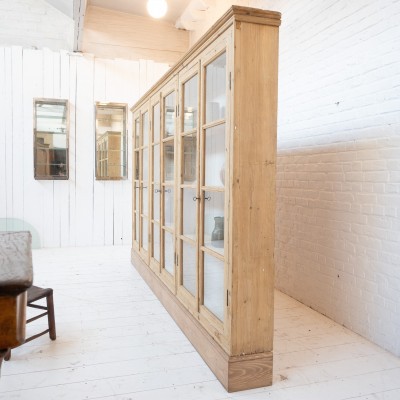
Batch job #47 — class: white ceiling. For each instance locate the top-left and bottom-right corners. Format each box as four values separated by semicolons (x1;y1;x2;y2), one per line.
88;0;192;23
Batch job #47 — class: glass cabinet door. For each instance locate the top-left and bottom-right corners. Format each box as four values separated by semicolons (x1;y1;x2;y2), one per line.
161;84;177;282
200;50;227;323
178;66;200;303
151;100;161;267
133;115;140;247
140;110;150;255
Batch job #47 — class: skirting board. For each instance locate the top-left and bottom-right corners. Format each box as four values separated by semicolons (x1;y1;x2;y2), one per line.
131;249;273;392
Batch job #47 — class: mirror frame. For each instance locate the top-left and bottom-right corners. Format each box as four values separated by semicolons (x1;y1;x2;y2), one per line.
95;102;128;181
33;98;69;180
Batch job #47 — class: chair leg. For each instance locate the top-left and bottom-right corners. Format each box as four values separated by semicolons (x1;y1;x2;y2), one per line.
47;292;56;340
4;348;11;361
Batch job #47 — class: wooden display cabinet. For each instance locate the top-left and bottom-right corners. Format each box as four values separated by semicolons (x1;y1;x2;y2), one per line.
131;6;280;392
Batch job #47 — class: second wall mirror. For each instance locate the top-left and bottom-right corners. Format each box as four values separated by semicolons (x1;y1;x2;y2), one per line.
95;102;127;180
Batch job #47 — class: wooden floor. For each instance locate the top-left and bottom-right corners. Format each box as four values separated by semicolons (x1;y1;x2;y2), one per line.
1;246;400;400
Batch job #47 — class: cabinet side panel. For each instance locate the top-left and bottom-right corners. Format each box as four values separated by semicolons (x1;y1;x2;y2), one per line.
231;21;279;355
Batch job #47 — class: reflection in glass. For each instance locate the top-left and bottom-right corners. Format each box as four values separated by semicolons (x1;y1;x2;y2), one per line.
134;213;139;243
203;191;224;255
153;223;160;262
205;124;225;187
203;253;224;321
142;111;149;146
164;92;175;137
142;148;149;182
182;241;196;296
164;230;174;275
205;52;226;124
142;217;148;251
135;118;140;148
134;151;139;180
34;99;68;179
183;134;196;184
153;103;160;143
183;75;198;132
135;183;139;212
182;188;197;240
164;142;174;181
36;102;67;132
142;186;148;217
153;144;160;183
153;184;160;222
164;187;174;228
95;103;127;180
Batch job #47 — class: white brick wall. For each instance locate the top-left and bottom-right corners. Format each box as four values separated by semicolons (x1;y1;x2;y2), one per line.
0;0;73;51
191;0;400;356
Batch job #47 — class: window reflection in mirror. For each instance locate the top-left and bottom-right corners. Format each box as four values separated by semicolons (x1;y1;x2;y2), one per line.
34;98;69;180
95;103;127;180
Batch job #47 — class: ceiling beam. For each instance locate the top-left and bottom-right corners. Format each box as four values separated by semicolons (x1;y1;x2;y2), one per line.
44;0;73;18
175;0;214;30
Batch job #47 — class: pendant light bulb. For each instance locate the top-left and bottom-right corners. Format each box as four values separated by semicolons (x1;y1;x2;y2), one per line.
147;0;168;19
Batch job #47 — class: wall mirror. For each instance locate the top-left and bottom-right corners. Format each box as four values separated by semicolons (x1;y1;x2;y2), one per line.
34;98;69;180
95;102;127;180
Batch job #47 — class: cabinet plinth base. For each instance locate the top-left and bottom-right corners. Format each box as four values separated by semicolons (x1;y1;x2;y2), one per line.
131;250;273;392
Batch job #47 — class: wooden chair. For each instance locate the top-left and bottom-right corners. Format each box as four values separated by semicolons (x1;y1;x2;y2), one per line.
5;285;56;360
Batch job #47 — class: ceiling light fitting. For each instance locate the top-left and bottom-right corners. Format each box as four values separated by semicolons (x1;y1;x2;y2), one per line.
147;0;168;19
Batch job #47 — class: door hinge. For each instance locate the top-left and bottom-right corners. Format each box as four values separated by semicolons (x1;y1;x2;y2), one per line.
226;290;230;307
229;72;231;90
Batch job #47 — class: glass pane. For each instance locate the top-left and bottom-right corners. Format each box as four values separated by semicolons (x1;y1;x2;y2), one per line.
153;223;160;262
134;183;140;212
142;217;148;251
164;92;175;137
182;188;196;240
164;187;174;228
36;102;67;132
203;191;224;255
203;253;224;321
182;241;196;296
142;111;149;146
153;144;160;183
205;124;225;187
164;230;174;275
205;52;226;124
142;186;148;217
134;212;139;243
164;142;174;182
36;132;67;149
34;99;68;180
142;148;149;182
153;103;160;142
153;184;160;222
183;134;196;184
35;149;67;177
183;74;198;132
135;118;140;148
134;151;139;180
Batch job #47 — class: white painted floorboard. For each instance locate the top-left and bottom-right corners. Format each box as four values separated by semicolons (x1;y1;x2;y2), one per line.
1;246;399;400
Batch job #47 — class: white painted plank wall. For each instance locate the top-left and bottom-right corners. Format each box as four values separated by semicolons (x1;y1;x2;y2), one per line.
0;46;169;248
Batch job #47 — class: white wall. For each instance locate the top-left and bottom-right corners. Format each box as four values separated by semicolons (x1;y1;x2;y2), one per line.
0;0;74;51
189;0;400;357
0;46;169;248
